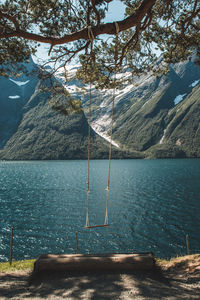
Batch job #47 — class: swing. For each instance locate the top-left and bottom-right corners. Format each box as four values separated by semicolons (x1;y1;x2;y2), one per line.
85;23;119;229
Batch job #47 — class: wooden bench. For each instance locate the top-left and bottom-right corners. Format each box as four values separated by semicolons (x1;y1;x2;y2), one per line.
34;253;155;272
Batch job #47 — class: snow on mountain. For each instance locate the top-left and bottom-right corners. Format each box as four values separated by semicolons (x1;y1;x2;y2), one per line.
9;79;30;86
174;93;187;105
8;95;20;99
189;79;200;87
159;129;166;144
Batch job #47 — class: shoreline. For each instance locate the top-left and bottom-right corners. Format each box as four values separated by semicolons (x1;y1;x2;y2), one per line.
1;157;200;162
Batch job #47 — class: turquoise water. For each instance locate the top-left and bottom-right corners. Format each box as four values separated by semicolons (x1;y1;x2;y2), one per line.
0;159;200;261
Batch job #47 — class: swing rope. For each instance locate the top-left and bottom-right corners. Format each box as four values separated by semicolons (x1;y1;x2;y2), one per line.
85;80;92;227
85;26;94;228
104;22;119;226
85;23;119;229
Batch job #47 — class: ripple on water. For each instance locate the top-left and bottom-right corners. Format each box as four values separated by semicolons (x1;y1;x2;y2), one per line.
0;159;200;260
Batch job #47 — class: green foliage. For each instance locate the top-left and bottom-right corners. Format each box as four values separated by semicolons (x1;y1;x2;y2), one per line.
0;0;199;79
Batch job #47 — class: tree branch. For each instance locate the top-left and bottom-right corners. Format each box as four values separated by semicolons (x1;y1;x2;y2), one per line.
0;10;20;30
0;0;156;46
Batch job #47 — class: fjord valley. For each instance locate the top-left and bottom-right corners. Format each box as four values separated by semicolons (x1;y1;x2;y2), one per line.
0;2;200;299
0;56;200;160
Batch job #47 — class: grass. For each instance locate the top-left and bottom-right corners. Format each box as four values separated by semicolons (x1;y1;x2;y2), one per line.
0;259;35;273
155;254;200;272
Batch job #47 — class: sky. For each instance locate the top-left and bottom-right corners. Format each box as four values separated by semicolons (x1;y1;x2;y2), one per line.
104;0;126;22
33;0;126;64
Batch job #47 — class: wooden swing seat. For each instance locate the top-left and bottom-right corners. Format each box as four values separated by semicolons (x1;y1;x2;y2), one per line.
85;224;109;229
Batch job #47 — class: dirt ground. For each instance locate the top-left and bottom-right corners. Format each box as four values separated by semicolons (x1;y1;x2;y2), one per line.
0;255;199;299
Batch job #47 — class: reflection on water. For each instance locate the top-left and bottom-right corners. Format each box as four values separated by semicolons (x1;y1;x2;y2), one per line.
0;159;200;261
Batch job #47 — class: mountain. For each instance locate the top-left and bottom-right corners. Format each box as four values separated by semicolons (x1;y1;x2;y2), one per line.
0;59;38;150
0;57;199;160
57;58;200;158
111;61;200;158
0;58;140;160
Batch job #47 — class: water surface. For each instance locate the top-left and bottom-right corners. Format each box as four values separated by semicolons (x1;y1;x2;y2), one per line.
0;159;199;261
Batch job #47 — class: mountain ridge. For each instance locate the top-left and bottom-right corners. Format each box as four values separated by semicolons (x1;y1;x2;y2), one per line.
0;57;199;160
0;61;141;160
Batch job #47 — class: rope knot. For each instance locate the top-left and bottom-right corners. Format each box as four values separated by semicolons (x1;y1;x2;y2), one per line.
114;22;119;35
88;26;95;42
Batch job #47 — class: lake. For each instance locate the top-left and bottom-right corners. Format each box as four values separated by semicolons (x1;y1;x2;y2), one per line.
0;159;200;261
